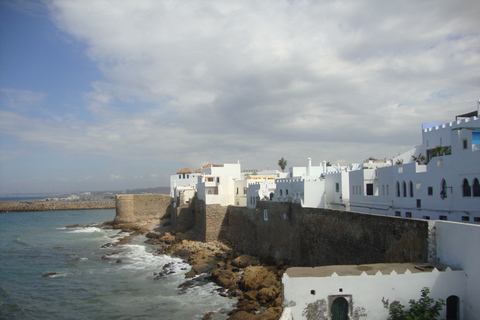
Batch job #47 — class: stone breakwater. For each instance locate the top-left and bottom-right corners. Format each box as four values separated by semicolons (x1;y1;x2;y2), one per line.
146;231;285;320
0;199;115;212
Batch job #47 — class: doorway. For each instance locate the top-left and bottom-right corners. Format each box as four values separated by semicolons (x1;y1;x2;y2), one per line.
331;297;349;320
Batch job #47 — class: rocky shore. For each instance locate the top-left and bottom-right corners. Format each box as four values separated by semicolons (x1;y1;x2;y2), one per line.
0;198;115;212
108;220;286;320
146;232;286;320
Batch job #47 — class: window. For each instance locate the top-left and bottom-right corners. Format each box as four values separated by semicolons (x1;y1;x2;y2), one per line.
187;174;189;179
474;217;480;222
440;179;448;199
406;212;412;218
439;215;447;220
423;216;430;220
473;178;480;197
386;185;389;196
352;186;355;195
179;175;181;179
236;187;239;195
462;179;472;197
336;183;340;193
409;181;414;197
395;211;401;217
396;182;400;197
402;181;407;197
310;290;316;295
382;185;385;196
286;189;289;196
183;173;186;179
416;199;421;208
462;216;470;222
216;177;220;183
463;139;468;149
263;209;269;221
428;187;433;196
280;189;283;196
366;183;374;196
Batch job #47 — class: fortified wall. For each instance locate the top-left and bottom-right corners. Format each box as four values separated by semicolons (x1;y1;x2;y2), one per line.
174;199;429;267
114;194;172;231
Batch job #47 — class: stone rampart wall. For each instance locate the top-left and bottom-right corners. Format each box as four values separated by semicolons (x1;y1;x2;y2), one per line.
114;194;172;230
207;201;429;266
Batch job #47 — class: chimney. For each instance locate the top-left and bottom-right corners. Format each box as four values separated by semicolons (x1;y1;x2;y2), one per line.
307;158;312;176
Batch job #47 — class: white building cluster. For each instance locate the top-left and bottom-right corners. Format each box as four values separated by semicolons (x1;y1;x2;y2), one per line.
170;107;480;224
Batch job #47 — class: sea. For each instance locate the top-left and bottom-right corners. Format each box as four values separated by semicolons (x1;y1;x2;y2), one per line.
0;209;234;320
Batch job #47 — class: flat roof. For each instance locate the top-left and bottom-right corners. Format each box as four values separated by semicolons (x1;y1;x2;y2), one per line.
285;262;458;278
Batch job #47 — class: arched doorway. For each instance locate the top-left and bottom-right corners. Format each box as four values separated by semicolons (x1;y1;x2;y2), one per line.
331;297;349;320
446;295;459;320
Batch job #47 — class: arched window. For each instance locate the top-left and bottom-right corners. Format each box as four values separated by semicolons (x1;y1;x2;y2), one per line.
409;181;414;197
396;182;400;197
473;178;480;197
462;179;471;197
286;189;289;196
402;181;407;197
280;189;283;196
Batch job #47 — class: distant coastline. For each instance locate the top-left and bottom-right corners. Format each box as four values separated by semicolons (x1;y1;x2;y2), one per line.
0;197;116;213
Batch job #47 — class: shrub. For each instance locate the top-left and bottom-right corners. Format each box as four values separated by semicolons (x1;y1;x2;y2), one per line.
388;287;445;320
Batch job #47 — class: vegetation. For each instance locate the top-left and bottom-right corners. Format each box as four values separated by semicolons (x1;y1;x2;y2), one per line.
395;159;404;165
388;287;445;320
278;157;288;172
411;154;427;165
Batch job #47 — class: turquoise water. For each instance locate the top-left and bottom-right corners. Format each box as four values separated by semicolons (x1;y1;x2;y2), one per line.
0;210;232;319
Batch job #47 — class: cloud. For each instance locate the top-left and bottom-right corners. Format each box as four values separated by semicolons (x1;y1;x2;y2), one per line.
0;88;46;112
3;0;480;193
110;174;124;181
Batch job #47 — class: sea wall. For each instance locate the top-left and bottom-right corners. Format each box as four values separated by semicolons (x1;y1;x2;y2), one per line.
188;200;429;266
0;200;115;212
114;194;172;231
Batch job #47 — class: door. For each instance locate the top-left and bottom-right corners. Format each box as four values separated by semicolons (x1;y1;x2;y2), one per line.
331;297;349;320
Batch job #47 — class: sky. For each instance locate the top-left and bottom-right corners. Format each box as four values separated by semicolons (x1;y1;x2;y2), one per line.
0;0;479;194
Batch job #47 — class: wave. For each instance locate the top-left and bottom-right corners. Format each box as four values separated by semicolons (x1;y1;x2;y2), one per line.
62;226;107;234
110;244;190;274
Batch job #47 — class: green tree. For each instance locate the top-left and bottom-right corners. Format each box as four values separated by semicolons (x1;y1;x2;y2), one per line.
411;154;427;165
278;157;287;172
388;287;445;320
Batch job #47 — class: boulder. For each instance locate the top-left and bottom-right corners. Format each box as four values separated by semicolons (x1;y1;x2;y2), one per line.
257;287;278;302
232;254;259;268
240;266;269;291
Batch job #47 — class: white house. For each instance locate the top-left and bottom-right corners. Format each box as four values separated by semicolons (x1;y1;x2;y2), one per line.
270;158;349;209
280;220;480;320
348;108;480;224
197;163;242;206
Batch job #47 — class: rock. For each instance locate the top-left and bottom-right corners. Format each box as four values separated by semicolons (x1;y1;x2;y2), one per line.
243;291;258;300
203;312;215;320
240;266;269;291
42;272;58;278
64;224;79;228
116;259;122;263
159;232;176;244
212;269;237;288
232;254;259;268
228;310;255;320
257;288;278;302
146;232;160;239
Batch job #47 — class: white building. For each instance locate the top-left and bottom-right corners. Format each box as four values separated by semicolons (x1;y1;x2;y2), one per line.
272;158;349;209
197;163;242;206
170;167;203;205
348;109;480;224
280;220;480;320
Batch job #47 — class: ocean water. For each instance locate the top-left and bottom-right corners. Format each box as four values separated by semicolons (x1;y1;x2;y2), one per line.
0;209;233;320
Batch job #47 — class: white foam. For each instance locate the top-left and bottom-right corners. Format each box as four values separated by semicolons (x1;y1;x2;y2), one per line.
114;244;189;273
66;227;104;234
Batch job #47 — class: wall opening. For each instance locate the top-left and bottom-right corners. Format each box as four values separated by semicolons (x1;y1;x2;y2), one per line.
331;297;349;320
446;295;459;320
